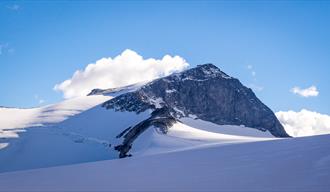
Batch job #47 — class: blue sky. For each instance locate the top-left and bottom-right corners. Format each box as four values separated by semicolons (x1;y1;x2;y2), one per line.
0;1;329;114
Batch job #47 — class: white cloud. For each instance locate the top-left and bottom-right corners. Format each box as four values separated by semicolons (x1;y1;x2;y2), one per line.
291;86;319;97
276;109;330;137
54;49;189;98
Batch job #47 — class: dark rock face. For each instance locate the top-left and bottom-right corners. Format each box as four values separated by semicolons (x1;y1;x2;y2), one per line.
103;63;289;138
103;91;154;113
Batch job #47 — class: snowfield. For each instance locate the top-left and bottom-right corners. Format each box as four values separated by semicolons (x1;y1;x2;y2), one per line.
0;95;150;172
0;95;110;140
131;118;275;157
0;97;275;173
0;134;329;191
0;95;330;191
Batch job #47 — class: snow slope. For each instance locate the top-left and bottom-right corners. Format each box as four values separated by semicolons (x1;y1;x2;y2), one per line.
0;95;110;138
0;134;329;191
0;104;149;172
131;118;275;156
0;93;329;191
0;92;277;173
0;95;119;172
0;110;275;173
0;95;111;151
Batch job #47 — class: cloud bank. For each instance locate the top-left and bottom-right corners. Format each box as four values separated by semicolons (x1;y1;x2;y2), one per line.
291;86;319;97
54;49;189;98
276;109;330;137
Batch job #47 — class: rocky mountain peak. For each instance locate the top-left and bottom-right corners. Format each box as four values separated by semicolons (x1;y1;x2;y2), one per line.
100;64;289;140
167;63;232;82
192;63;231;78
94;63;291;157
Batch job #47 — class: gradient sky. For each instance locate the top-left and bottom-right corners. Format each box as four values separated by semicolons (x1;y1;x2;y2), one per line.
0;1;329;114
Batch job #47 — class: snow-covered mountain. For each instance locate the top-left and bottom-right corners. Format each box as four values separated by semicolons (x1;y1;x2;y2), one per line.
0;64;285;172
100;64;288;137
0;64;329;191
96;63;289;157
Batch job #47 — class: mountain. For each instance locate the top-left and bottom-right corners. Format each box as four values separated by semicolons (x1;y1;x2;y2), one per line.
92;64;289;157
0;63;329;191
1;63;288;171
103;64;288;136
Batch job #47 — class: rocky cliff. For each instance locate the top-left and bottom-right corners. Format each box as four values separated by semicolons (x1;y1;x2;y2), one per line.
96;63;289;157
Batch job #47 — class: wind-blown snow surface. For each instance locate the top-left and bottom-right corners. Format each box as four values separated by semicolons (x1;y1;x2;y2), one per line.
0;95;113;171
0;134;329;192
0;97;330;191
0;96;107;141
0;95;110;149
131;118;274;157
0;95;110;131
0;101;274;173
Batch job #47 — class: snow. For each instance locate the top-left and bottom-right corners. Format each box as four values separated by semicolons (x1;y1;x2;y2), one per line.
148;97;164;108
181;117;274;138
0;92;278;173
0;134;329;191
0;95;110;151
0;143;8;150
0;99;276;173
201;65;232;79
188;113;198;118
173;107;185;116
131;120;274;157
0;95;110;130
165;89;176;93
0;104;150;172
0;107;41;129
100;81;147;97
0;96;329;191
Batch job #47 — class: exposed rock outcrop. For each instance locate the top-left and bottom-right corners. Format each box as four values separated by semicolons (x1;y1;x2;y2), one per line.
103;63;289;138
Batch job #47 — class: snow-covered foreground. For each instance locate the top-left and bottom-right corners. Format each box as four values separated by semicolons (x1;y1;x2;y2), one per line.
0;103;274;172
0;91;279;173
0;95;113;172
1;94;329;191
0;134;329;192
